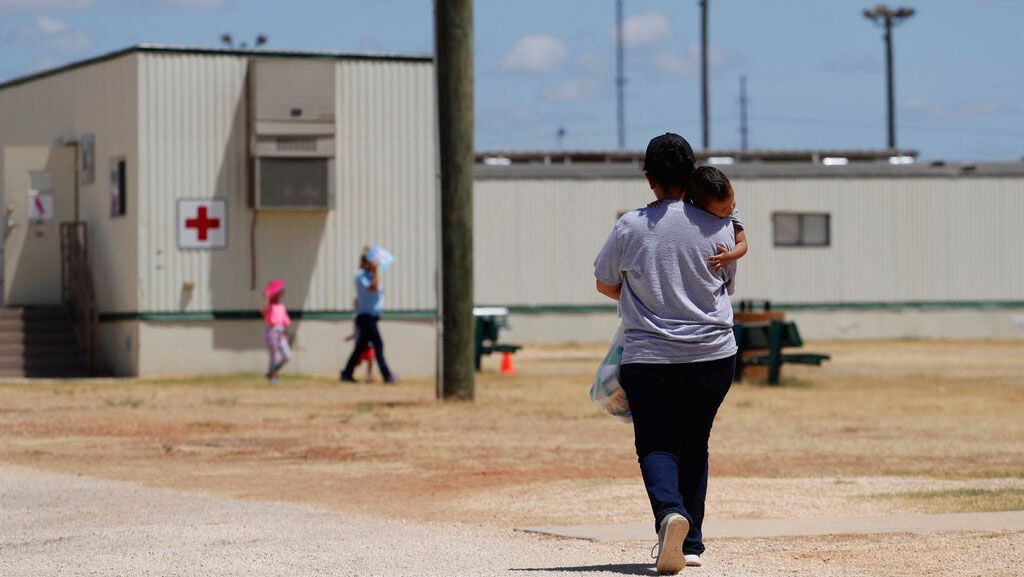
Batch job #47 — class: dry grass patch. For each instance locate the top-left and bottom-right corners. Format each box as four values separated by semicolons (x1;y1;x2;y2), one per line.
873;487;1024;513
0;340;1021;527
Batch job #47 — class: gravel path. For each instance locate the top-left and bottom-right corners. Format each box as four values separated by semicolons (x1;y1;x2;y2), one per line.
521;510;1024;540
0;464;653;577
3;464;1021;577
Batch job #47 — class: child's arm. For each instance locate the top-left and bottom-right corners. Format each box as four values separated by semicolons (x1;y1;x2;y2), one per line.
709;228;747;273
596;280;621;301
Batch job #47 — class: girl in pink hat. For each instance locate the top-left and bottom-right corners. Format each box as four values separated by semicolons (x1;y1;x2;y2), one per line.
262;279;291;384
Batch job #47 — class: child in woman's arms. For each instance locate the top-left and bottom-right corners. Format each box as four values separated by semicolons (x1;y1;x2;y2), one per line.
645;165;748;272
685;165;747;273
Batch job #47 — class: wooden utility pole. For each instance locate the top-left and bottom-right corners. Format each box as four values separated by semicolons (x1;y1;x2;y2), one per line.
863;5;915;149
435;0;475;400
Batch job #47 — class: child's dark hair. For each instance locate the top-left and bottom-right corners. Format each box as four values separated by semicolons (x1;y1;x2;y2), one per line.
686;165;731;208
643;133;696;188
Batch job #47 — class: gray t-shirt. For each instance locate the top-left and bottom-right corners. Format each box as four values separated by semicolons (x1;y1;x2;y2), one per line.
594;200;737;364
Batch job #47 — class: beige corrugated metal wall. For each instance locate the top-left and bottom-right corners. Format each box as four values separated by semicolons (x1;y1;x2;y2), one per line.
474;176;1024;306
0;53;139;313
137;53;437;314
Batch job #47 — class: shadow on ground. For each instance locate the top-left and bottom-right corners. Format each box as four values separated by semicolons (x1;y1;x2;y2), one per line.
510;564;654;576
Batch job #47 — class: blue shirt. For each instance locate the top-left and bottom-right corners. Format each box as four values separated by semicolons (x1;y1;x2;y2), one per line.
355;269;383;316
594;200;737;364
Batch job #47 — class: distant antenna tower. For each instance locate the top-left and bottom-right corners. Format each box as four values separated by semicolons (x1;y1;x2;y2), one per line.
739;75;749;151
615;0;626;149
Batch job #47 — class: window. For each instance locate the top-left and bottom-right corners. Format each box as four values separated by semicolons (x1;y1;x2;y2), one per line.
773;212;830;247
110;157;126;217
255;157;331;210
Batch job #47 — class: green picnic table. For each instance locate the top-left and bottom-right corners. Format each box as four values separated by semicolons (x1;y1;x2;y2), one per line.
733;320;830;384
473;307;522;371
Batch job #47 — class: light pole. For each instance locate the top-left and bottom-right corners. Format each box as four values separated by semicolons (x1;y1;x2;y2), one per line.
615;0;626;149
699;0;709;150
863;4;915;150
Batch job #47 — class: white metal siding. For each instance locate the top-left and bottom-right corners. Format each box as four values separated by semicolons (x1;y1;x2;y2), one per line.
474;176;1024;306
0;54;139;313
137;54;436;313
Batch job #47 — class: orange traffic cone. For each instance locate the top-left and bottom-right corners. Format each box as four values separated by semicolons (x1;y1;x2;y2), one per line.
500;351;516;374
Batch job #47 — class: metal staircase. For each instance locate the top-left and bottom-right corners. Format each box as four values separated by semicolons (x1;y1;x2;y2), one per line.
0;306;88;378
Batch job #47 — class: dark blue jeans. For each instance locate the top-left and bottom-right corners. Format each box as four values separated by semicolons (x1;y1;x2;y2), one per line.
619;354;736;556
342;314;393;381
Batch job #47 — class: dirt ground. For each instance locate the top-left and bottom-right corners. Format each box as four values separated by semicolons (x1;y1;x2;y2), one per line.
1;340;1022;575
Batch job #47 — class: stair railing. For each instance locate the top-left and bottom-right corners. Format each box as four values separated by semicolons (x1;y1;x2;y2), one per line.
60;222;97;375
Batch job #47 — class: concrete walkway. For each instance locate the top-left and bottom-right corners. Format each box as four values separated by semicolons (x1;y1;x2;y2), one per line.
0;464;648;577
4;464;1022;577
518;510;1024;541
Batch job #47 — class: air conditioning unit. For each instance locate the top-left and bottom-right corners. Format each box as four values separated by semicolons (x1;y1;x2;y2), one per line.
250;58;336;211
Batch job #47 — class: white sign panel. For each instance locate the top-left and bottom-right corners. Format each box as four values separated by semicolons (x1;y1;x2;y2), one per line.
28;193;54;221
177;198;227;250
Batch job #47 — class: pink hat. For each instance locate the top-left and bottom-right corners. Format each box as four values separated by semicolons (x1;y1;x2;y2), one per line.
263;279;286;298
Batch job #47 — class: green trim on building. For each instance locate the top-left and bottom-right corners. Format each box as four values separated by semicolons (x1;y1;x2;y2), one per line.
767;300;1024;311
496;301;1024;314
100;309;436;323
502;304;618;315
100;301;1024;323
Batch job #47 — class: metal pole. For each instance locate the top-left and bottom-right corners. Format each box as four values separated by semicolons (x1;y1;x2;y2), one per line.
739;75;748;151
700;0;709;150
884;15;895;149
615;0;625;149
434;0;475;401
864;6;913;151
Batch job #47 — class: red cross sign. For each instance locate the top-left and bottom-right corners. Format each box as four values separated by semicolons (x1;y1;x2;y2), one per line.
186;207;220;241
177;198;227;250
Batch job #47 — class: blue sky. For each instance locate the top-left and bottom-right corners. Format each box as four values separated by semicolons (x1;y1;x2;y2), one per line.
1;0;1021;160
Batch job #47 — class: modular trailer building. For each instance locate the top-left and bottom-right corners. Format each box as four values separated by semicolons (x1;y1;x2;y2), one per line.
475;162;1024;344
0;45;439;377
1;45;1022;377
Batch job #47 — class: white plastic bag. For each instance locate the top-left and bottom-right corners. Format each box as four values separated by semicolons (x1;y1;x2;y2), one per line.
366;245;395;271
589;326;632;423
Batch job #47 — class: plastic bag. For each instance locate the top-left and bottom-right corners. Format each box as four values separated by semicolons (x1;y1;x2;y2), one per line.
589;326;632;423
366;245;395;271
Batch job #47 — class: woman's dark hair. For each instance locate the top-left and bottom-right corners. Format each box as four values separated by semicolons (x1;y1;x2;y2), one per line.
643;132;696;188
686;165;732;208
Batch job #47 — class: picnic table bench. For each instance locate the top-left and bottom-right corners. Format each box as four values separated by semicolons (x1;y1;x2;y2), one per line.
733;320;830;384
473;307;522;371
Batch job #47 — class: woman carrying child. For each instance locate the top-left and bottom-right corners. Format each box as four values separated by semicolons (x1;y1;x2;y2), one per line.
593;133;744;574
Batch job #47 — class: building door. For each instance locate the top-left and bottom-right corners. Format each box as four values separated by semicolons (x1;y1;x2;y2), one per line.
0;146;76;306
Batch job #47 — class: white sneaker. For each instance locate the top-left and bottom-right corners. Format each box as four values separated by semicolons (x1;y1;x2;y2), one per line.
654;513;688;575
685;554;702;567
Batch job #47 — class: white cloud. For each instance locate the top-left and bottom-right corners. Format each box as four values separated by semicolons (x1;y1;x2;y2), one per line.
656;51;691;76
542;80;597;103
164;0;225;7
503;35;567;73
577;53;608;74
17;14;91;53
656;45;725;76
621;11;671;48
35;15;68;34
